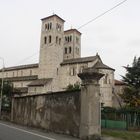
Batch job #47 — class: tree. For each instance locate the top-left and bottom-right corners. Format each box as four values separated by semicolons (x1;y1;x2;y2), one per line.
120;56;140;107
66;82;81;91
0;80;13;110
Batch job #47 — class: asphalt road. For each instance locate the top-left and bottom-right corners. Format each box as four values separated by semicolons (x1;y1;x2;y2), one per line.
0;121;79;140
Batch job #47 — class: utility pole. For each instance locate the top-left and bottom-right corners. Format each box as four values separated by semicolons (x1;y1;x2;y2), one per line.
0;57;5;118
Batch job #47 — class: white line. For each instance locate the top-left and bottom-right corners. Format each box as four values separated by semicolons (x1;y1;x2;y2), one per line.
0;122;56;140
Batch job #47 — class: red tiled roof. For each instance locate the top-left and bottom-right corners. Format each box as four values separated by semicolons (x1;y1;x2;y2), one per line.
115;80;126;85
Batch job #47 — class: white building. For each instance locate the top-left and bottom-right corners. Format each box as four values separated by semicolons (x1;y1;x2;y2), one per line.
0;14;115;107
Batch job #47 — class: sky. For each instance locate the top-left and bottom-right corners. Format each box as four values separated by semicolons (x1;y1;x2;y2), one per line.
0;0;140;80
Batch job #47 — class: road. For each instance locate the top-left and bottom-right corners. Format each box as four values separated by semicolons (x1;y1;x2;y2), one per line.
0;121;79;140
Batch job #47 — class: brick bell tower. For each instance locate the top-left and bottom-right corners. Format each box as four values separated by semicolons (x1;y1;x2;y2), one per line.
38;14;65;79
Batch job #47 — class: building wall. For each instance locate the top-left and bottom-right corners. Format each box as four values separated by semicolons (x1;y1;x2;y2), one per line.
99;69;114;107
12;90;80;137
112;84;125;108
0;67;38;88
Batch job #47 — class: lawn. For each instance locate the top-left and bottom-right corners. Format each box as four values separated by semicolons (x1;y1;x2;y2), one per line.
102;129;140;140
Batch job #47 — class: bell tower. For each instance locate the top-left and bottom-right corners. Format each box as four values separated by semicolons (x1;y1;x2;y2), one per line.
64;29;81;60
38;14;65;79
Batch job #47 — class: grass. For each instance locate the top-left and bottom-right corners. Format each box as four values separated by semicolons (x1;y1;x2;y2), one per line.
102;129;140;140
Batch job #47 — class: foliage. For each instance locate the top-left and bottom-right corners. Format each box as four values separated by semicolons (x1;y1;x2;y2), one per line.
0;80;13;109
102;130;140;140
66;82;81;91
122;56;140;89
121;56;140;107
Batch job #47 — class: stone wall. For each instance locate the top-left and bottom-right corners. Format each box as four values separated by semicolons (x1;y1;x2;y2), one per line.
12;90;81;137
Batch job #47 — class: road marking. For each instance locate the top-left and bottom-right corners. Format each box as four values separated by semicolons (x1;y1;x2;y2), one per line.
0;122;56;140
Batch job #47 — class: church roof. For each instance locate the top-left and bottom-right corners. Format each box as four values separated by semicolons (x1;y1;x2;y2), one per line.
64;29;81;35
41;14;65;22
61;56;98;65
3;75;38;82
93;61;115;71
28;78;52;87
0;63;38;72
115;80;126;85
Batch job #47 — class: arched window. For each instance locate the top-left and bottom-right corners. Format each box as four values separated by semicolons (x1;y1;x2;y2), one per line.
65;48;67;54
49;35;52;43
104;74;108;84
70;36;72;42
56;36;58;44
50;23;52;30
45;24;48;30
59;38;61;45
44;36;47;44
30;70;32;76
48;23;50;30
69;47;72;53
65;37;67;42
21;71;23;76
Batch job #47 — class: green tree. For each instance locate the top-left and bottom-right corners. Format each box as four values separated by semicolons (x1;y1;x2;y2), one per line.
0;80;13;110
120;56;140;107
66;82;81;91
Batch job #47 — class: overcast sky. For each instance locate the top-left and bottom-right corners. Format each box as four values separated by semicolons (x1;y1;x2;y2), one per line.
0;0;140;80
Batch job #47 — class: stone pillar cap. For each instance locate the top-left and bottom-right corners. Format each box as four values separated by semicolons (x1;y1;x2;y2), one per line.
78;67;104;81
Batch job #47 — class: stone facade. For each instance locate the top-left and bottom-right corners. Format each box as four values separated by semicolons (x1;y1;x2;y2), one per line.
0;14;115;107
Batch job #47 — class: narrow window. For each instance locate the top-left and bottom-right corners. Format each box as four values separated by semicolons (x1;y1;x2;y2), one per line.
21;83;23;87
56;36;58;44
45;24;48;30
48;23;49;30
70;68;76;76
44;36;47;44
70;36;72;42
65;37;67;42
30;70;32;76
6;73;8;77
104;74;108;84
21;70;23;76
59;38;61;45
50;23;52;30
65;48;67;54
49;35;52;43
69;47;72;53
13;72;14;77
76;37;79;44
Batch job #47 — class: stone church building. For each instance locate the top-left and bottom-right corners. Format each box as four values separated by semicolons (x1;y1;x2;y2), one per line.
0;14;115;107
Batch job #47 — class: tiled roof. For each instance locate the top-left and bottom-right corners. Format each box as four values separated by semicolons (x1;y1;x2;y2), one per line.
93;61;115;71
64;29;81;35
41;14;65;22
0;63;38;72
13;87;28;93
3;75;38;82
115;80;126;85
61;56;97;65
28;78;52;86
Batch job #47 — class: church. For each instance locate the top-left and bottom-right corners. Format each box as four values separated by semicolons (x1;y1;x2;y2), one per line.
0;14;115;107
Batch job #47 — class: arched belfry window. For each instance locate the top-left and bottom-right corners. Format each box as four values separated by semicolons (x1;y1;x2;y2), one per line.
56;36;58;44
59;38;61;45
69;47;72;53
44;36;47;44
49;35;52;43
50;23;52;30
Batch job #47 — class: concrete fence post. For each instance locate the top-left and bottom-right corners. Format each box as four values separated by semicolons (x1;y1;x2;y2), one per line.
78;67;104;139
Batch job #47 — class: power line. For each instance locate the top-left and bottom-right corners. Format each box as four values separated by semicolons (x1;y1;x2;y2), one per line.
15;51;38;65
13;0;128;66
78;0;128;29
